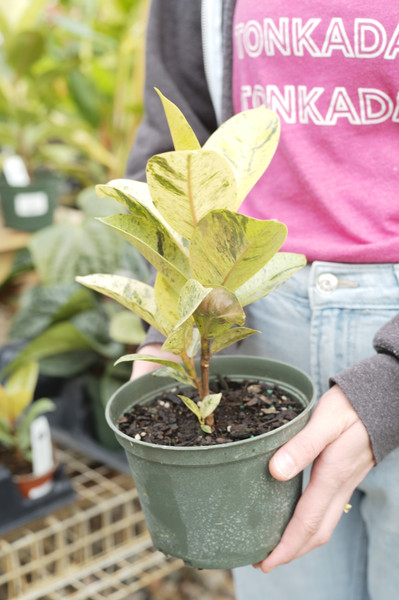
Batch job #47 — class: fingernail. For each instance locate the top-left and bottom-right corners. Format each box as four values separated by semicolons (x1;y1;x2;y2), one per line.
261;565;273;574
273;452;296;479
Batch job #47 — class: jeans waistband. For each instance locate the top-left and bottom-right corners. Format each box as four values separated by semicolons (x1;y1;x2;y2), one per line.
284;261;399;309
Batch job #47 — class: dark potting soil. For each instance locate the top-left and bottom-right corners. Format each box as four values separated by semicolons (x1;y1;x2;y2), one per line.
117;377;304;447
0;446;33;475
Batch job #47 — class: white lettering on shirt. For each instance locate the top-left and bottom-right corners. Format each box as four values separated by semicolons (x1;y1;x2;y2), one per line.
234;17;399;59
239;85;399;125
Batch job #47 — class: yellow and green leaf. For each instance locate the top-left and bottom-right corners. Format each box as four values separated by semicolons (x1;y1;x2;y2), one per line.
76;274;171;336
96;179;186;247
203;105;280;204
190;210;287;291
98;212;189;289
146;150;237;240
114;353;188;375
154;88;201;151
235;252;307;306
0;361;39;424
211;326;260;355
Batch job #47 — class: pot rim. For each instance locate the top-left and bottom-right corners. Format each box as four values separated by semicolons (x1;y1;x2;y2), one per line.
106;355;316;454
13;460;57;484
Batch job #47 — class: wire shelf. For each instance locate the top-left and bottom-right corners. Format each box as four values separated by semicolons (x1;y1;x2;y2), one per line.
0;445;182;600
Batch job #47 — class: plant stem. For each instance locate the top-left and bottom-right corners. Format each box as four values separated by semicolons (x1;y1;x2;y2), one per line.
181;352;201;390
200;338;211;400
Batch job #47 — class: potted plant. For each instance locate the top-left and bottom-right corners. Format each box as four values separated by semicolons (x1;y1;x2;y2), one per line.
76;91;316;569
0;359;56;499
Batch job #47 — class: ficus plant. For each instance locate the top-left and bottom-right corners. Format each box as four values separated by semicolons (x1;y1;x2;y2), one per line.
76;90;306;434
0;360;55;463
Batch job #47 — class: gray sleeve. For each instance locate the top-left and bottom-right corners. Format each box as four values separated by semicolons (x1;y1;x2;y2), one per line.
331;315;399;463
125;0;217;182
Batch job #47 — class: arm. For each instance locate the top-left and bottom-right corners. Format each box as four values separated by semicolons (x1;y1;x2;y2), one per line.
256;315;399;572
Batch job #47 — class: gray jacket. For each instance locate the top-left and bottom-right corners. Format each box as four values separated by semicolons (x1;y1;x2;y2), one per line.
125;0;399;463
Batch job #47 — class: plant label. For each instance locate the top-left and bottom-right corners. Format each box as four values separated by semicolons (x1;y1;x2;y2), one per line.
14;191;49;217
30;416;53;476
2;155;30;187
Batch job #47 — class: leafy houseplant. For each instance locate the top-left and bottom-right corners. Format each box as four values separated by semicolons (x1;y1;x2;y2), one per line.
76;91;316;568
0;360;56;498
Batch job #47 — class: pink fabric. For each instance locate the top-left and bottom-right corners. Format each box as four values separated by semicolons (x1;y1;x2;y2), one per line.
233;0;399;263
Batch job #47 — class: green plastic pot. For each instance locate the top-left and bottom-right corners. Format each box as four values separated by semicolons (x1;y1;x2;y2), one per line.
0;172;62;231
106;355;316;570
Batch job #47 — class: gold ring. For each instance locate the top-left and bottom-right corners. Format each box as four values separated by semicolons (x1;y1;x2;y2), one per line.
343;503;352;514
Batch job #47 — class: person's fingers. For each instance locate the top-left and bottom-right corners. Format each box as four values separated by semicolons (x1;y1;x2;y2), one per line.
256;418;374;572
130;344;178;380
130;359;161;380
269;386;358;481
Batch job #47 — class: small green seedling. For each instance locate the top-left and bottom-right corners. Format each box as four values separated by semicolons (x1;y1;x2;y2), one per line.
76;89;306;433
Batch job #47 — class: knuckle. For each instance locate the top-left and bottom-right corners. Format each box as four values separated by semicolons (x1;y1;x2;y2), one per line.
295;513;321;539
313;529;332;548
295;430;325;462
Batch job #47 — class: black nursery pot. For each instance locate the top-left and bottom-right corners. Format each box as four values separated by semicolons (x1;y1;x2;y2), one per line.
106;356;316;570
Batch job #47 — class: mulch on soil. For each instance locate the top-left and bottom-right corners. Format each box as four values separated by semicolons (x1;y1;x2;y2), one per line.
118;377;304;447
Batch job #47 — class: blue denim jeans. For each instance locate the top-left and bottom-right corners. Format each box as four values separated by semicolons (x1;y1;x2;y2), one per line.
234;261;399;600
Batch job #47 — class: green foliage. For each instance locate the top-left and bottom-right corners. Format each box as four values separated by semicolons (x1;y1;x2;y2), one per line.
77;94;307;432
0;0;149;184
3;191;148;379
179;393;222;434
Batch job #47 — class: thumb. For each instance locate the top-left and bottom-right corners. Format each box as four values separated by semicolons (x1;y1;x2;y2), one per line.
269;429;329;481
269;387;355;480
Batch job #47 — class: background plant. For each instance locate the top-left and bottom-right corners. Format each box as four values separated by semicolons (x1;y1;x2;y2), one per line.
77;91;307;433
1;190;148;405
0;0;149;186
0;360;54;462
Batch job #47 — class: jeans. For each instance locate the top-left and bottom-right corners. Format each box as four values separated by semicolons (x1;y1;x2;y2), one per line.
234;261;399;600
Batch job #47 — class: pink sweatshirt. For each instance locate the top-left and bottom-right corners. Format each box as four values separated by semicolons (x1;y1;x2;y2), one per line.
233;0;399;263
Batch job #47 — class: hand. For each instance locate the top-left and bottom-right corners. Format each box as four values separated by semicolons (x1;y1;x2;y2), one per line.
255;385;375;572
130;343;181;380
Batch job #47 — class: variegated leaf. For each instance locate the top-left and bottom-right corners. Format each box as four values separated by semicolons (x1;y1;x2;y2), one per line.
114;353;188;375
175;279;212;329
211;327;260;355
199;393;222;420
190;210;287;291
98;213;189;289
152;367;194;387
162;318;195;355
203;105;280;203
76;274;171;335
96;180;152;213
194;287;245;339
155;88;201;151
178;395;201;419
154;273;180;326
186;327;201;357
235;252;307;306
146;150;237;240
0;360;39;423
96;179;186;247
